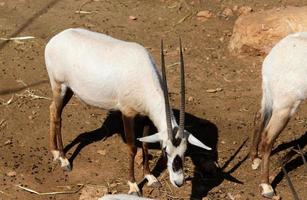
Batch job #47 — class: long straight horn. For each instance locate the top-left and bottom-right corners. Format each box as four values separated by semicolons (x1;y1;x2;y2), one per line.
161;40;173;140
178;38;185;138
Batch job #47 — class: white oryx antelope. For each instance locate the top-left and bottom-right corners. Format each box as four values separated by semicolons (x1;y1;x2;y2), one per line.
250;32;307;198
45;28;211;195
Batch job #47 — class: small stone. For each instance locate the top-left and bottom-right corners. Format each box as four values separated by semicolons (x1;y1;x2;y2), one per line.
206;88;223;93
6;171;17;177
222;8;234;17
196;10;213;21
4;140;12;145
0;2;5;6
28;115;33;120
272;195;281;200
97;150;106;156
197;10;212;18
129;15;137;20
188;96;195;102
233;5;239;12
238;6;253;15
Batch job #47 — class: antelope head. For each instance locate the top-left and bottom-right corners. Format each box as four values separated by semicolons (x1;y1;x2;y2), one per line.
138;39;211;187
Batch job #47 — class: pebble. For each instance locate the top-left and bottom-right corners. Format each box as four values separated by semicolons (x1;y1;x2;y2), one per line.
196;10;213;21
238;6;253;15
222;8;234;17
129;15;137;20
97;150;106;156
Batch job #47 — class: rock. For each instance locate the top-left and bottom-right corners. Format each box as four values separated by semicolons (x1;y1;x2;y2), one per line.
196;10;213;21
222;8;234;17
79;185;108;200
238;6;253;15
229;6;307;55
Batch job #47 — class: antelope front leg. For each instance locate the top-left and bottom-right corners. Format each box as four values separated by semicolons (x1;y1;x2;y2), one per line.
142;126;161;188
122;114;141;196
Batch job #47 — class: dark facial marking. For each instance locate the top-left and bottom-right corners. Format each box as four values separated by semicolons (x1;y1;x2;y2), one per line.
162;147;167;158
172;155;183;172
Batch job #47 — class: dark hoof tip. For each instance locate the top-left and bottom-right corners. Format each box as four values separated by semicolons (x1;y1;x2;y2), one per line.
262;192;274;199
62;164;72;172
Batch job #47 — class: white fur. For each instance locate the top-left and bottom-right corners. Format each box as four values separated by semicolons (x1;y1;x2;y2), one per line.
45;28;209;188
260;183;274;198
99;194;154;200
262;32;307;110
256;32;307;198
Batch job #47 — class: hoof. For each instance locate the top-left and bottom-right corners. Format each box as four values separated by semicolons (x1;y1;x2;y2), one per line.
260;183;274;198
145;174;161;188
127;181;141;196
252;158;261;170
59;157;71;171
61;163;72;172
51;150;60;162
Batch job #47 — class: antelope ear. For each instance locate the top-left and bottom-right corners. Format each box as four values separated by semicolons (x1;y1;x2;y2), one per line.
137;132;162;143
187;133;212;150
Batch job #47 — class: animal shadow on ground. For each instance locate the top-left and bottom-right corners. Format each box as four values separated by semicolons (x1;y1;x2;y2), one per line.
271;131;307;189
0;80;48;95
63;109;245;199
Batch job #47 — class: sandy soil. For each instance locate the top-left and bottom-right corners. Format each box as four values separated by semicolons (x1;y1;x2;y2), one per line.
0;0;306;199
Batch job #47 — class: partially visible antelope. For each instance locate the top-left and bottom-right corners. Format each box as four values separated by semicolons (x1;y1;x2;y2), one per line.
250;32;307;198
45;28;211;195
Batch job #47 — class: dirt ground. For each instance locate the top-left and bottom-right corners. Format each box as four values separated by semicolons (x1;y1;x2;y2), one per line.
0;0;306;200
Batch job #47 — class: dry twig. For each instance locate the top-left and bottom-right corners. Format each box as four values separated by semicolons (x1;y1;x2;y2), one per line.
167;62;180;68
0;36;35;41
175;12;194;25
0;95;14;105
0;119;6;130
16;89;50;100
16;184;84;195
